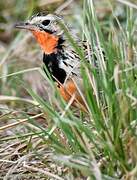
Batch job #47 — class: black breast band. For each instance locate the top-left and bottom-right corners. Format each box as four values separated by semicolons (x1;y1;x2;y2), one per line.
43;53;66;84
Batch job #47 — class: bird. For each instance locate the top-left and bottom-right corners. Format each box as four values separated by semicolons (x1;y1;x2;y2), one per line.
15;12;92;112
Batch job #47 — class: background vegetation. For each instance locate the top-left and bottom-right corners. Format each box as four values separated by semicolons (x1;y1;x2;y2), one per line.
1;0;137;179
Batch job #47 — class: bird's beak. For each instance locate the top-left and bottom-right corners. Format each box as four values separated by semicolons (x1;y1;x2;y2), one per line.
15;22;36;31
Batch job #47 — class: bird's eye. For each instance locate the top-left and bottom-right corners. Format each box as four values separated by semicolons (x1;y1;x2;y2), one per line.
42;20;50;26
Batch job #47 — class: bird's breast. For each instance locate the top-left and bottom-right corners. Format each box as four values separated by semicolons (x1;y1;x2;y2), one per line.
32;30;59;54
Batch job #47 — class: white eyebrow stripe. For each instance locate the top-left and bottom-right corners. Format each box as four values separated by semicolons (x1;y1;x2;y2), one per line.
29;15;55;24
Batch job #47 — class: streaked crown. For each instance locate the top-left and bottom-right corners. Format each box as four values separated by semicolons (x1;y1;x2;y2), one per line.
15;13;64;36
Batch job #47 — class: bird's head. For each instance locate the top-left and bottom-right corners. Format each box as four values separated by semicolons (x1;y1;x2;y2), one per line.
15;13;65;54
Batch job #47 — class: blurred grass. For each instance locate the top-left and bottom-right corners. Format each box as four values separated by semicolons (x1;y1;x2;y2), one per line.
1;0;137;179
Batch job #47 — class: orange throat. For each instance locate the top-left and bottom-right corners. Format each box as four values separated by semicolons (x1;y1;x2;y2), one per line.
32;30;59;54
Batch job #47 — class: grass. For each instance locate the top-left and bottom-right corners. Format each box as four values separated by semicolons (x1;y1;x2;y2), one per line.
1;0;137;179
